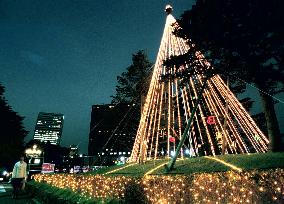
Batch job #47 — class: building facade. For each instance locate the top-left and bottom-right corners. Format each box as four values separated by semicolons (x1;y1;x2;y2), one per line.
33;112;64;145
88;104;138;165
69;144;79;158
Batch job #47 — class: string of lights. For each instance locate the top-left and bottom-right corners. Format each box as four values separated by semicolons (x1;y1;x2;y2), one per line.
129;6;268;163
33;168;284;203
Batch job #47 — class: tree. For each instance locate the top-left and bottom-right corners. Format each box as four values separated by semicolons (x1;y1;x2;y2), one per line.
111;50;153;131
112;50;153;106
0;83;28;170
109;51;153;158
166;0;284;151
43;141;69;165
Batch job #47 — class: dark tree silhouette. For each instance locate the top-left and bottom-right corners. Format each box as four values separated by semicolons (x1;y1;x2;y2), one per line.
111;50;153;139
166;0;284;151
0;83;28;170
112;50;153;106
43;141;69;165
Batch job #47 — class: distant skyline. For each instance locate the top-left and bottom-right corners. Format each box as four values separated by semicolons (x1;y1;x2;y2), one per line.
0;0;196;153
1;0;283;153
33;112;64;145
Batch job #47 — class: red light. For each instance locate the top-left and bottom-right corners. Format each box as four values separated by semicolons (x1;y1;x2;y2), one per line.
169;137;175;142
206;116;215;125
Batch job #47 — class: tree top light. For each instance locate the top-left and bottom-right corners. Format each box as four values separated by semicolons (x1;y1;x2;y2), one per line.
165;5;173;15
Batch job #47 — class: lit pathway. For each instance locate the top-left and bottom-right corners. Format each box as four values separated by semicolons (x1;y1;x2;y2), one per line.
0;183;34;203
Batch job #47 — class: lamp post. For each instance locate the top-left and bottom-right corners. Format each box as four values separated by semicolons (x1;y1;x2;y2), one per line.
25;144;43;179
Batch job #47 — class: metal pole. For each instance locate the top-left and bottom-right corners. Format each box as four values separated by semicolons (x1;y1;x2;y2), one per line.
165;78;208;172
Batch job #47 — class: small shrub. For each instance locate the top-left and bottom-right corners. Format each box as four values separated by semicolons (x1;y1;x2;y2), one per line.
124;181;148;204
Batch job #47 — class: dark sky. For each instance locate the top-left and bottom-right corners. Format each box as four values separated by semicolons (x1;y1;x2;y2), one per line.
0;0;196;153
1;0;283;154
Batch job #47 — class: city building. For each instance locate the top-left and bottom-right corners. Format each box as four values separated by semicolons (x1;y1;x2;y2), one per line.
33;112;64;145
69;144;79;158
88;104;137;165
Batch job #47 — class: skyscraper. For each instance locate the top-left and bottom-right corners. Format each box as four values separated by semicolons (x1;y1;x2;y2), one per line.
88;104;137;165
33;112;64;145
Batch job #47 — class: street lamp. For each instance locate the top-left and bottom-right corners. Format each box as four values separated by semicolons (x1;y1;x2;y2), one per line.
25;144;43;178
25;145;42;157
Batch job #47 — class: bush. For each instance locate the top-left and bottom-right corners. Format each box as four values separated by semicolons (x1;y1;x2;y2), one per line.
124;181;148;204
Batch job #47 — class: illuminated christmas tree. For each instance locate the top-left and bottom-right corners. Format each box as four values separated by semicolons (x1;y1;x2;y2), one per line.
129;5;268;163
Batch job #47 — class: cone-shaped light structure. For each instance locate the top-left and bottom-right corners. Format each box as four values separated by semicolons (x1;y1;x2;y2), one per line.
129;7;268;163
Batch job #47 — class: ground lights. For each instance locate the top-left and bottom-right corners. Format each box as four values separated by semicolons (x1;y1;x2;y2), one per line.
33;169;284;203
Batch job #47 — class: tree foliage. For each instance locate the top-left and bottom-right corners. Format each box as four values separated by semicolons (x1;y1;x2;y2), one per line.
0;83;28;169
166;0;284;151
173;0;284;86
110;51;153;153
112;50;153;105
111;50;153;129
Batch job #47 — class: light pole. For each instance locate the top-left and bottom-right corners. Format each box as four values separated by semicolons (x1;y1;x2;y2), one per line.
25;145;43;179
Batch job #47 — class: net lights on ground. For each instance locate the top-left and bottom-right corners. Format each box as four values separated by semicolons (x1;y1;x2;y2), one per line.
33;169;284;203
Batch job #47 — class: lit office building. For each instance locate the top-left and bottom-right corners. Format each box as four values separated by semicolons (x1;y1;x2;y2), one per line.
33;112;64;145
88;104;137;165
69;144;79;158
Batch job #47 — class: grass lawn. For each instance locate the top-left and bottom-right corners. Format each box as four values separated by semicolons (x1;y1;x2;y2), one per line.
218;152;284;169
92;152;284;177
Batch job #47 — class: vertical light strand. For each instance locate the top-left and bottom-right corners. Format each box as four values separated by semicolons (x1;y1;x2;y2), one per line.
154;84;165;159
148;90;160;159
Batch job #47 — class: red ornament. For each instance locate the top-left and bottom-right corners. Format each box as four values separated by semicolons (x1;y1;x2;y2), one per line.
169;137;175;143
206;116;215;124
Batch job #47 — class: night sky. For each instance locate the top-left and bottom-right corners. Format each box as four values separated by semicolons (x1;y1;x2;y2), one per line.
0;0;283;154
